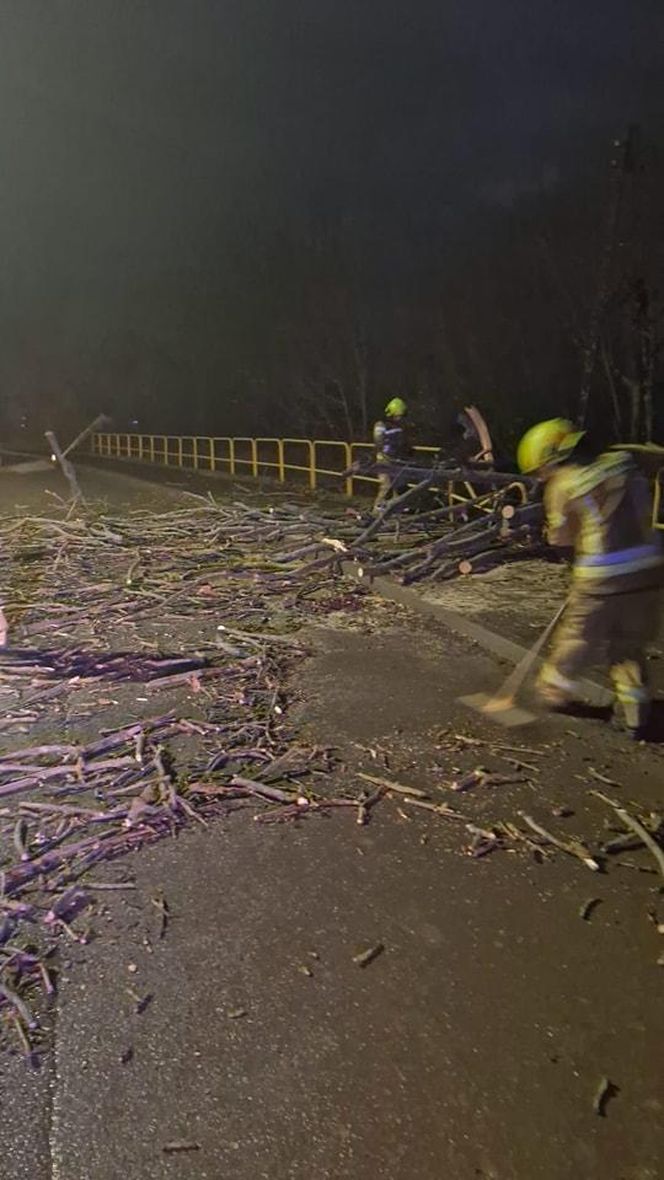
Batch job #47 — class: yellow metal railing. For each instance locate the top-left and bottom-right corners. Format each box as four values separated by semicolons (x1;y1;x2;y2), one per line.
91;432;443;500
91;432;664;527
654;467;663;530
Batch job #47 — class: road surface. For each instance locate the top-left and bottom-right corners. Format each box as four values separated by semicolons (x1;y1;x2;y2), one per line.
0;463;662;1180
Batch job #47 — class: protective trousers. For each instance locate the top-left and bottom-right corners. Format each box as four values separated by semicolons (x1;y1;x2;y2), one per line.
372;471;393;513
537;586;662;729
372;466;408;513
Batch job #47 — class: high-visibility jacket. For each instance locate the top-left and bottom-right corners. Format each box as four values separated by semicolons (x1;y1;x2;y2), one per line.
544;450;664;594
373;419;408;462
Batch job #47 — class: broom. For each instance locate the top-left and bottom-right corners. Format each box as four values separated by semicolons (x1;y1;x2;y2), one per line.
459;599;567;727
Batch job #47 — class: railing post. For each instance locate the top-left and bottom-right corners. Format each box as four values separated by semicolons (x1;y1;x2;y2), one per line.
653;468;663;529
229;439;236;476
308;441;316;490
192;437;199;469
149;436;155;463
209;438;216;472
250;438;258;478
346;443;356;497
277;439;285;482
177;437;183;467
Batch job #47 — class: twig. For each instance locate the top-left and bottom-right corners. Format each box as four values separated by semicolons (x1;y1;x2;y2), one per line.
587;767;622;788
593;1076;618;1117
356;771;428;799
590;791;664;880
151;893;169;939
579;897;602;921
0;982;38;1029
402;797;467;820
518;812;600;871
352;943;384;968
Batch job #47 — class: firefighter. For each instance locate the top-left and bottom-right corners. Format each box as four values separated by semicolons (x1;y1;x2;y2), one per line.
372;397;409;513
517;418;664;736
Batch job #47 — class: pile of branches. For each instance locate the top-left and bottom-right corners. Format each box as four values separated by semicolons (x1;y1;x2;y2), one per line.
0;496;361;1052
265;458;546;585
0;491;659;1056
349;460;545;583
4;486;547;1053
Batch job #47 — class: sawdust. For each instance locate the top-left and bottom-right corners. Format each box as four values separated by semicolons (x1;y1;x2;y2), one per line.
417;559;569;626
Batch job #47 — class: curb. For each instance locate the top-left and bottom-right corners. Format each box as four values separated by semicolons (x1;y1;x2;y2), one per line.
344;565;609;707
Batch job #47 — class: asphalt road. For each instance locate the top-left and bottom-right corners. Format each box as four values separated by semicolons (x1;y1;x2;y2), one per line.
1;463;663;1180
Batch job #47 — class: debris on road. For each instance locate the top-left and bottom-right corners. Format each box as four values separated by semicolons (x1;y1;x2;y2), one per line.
341;458;544;585
352;943;385;968
401;797;467;821
591;791;664;880
464;824;503;859
162;1140;201;1154
592;1076;618;1117
356;770;428;799
450;767;529;791
151;892;170;940
578;897;602;921
518;812;600;872
0;493;662;1060
587;767;622;788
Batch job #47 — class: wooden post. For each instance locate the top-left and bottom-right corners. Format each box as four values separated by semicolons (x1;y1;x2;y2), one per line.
62;413;110;458
45;430;83;502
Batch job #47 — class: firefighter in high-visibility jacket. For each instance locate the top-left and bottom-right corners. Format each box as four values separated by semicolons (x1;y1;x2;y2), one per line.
372;397;409;513
517;419;664;736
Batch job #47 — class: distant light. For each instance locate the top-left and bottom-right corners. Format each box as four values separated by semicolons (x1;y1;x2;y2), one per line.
51;454;57;462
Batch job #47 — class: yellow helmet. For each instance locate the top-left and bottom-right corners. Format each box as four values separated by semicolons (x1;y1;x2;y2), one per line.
517;418;585;474
385;397;407;418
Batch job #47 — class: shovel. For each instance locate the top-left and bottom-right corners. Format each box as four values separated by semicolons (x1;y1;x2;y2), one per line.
459;599;567;727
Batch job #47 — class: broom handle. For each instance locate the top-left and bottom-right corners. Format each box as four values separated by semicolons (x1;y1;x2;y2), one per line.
495;598;568;701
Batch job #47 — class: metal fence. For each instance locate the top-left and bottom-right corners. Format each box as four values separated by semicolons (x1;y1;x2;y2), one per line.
91;432;664;527
91;432;443;499
653;467;664;530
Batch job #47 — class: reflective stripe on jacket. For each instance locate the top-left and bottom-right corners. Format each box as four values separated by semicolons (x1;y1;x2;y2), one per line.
544;450;664;593
373;419;407;461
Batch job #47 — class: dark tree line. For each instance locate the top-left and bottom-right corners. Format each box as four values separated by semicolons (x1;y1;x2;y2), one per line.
3;131;663;460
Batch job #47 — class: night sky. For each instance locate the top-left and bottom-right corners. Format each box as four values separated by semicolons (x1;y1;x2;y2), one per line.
0;0;662;423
